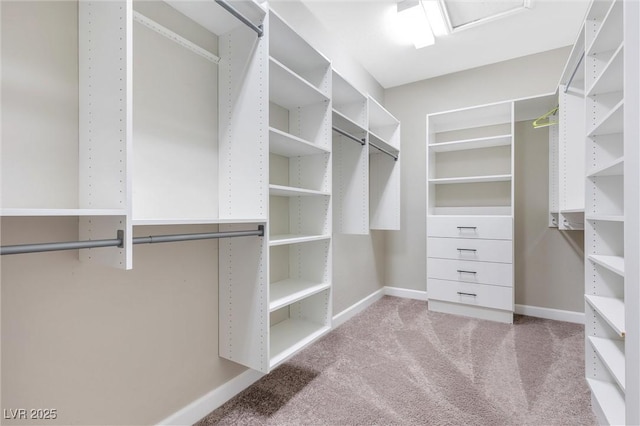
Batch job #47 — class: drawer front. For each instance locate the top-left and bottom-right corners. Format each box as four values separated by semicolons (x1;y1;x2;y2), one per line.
427;216;512;240
427;237;512;264
427;258;513;287
428;279;513;311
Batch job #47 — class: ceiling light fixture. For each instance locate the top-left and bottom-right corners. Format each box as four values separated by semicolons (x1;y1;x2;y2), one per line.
422;0;449;37
396;0;434;49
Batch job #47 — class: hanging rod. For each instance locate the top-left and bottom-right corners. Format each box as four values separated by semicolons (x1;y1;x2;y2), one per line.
564;52;585;94
1;226;264;256
215;0;264;38
332;126;365;146
370;143;399;161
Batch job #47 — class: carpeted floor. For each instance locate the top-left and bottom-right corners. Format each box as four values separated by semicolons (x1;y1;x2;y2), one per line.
197;296;597;425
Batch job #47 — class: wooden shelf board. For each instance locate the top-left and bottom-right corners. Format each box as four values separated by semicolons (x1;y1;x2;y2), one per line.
588;336;625;391
269;57;329;109
430;174;512;185
1;208;126;217
588;254;625;277
269;127;329;157
586;378;625;426
269;279;331;312
585;294;625;337
429;134;512;152
587;156;623;177
270;318;330;368
269;234;331;246
269;184;330;197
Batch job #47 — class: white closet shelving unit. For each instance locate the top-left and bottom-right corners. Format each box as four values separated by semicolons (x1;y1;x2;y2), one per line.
369;97;401;230
556;25;587;231
332;70;369;234
1;0;267;268
426;101;514;324
581;0;638;424
265;10;332;371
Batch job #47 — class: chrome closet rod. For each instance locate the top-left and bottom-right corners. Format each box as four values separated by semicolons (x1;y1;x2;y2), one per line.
369;142;399;161
564;52;585;93
332;126;366;146
1;226;264;256
215;0;264;38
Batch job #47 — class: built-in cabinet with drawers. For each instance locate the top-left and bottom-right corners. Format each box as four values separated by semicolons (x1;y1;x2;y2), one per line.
426;102;515;324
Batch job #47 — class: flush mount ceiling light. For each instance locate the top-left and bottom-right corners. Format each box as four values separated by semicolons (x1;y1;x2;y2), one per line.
395;0;448;49
439;0;533;33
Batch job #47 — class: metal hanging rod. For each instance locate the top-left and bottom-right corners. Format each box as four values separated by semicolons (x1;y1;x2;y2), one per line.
564;52;585;94
215;0;264;38
370;142;399;161
1;226;264;256
332;126;365;146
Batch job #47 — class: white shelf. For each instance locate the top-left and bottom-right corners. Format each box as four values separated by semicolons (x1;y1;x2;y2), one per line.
587;0;623;56
368;96;399;128
0;208;126;217
588;100;624;137
586;214;624;222
269;318;330;368
269;234;331;246
269;57;329;110
589;336;625;391
587;378;625;426
269;184;330;197
269;279;331;312
588;43;624;97
560;208;585;214
369;131;399;154
429;134;512;153
429;174;512;185
269;127;329;158
587;156;624;177
588;254;625;277
333;109;367;136
585;294;625;337
131;218;265;226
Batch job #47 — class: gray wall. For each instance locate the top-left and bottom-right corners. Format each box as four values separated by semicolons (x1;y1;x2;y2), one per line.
384;46;586;313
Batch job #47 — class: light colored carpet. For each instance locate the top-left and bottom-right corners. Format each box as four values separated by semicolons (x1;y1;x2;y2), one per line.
197;296;596;425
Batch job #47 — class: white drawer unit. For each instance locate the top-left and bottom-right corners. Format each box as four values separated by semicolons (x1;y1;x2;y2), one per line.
427;258;513;287
427;237;512;264
427;215;512;240
427;279;513;312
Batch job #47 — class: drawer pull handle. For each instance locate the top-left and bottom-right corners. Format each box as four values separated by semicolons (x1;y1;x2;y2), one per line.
457;292;477;297
457;226;477;230
457;270;477;275
457;248;477;252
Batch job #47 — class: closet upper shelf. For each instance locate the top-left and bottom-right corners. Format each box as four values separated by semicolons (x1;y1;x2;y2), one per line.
269;127;330;157
428;135;512;152
0;209;126;217
333;110;367;136
586;0;622;56
270;58;329;109
165;0;265;38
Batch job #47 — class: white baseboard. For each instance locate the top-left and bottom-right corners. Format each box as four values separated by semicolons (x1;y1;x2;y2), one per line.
332;288;385;328
384;286;428;301
157;369;264;425
515;304;584;324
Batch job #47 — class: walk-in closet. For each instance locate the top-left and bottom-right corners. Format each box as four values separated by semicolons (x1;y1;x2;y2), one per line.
1;0;637;424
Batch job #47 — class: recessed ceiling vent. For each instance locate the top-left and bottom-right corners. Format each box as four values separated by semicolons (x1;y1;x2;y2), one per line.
440;0;533;32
